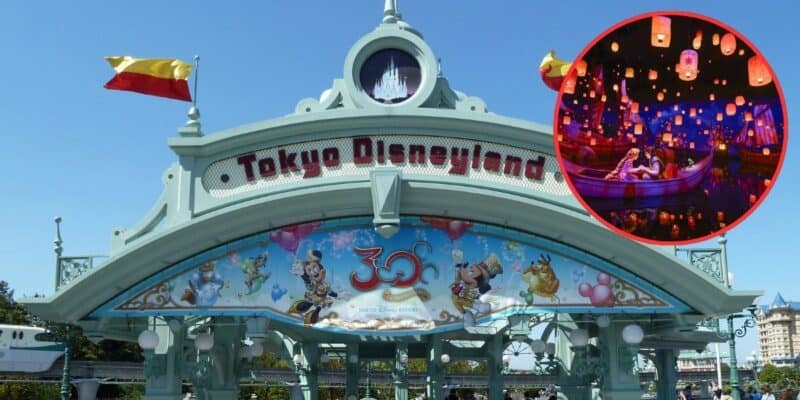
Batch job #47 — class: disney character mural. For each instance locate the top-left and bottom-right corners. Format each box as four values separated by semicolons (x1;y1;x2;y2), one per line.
180;261;229;307
449;249;503;327
288;250;338;325
520;254;560;305
239;251;270;295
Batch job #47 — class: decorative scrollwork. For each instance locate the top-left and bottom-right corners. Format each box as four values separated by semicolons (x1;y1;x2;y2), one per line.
734;316;757;338
117;282;178;310
571;348;607;385
613;280;667;307
57;256;103;289
676;249;726;285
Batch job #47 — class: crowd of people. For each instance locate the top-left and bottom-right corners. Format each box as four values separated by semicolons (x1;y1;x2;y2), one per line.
679;383;800;400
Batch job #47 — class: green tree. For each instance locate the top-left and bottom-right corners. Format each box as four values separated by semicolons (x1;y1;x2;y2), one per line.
0;280;30;324
758;364;800;389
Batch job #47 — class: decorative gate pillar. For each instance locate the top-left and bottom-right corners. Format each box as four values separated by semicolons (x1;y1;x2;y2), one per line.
487;333;505;400
205;318;245;400
426;335;444;400
394;342;409;400
346;343;359;400
654;349;678;400
555;316;591;400
142;320;185;400
598;322;641;400
299;342;320;400
72;379;101;400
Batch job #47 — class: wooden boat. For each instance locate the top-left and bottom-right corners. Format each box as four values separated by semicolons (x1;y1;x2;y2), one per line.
734;104;781;167
563;153;713;198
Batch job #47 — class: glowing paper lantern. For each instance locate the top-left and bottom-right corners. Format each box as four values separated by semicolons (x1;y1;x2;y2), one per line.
612;83;619;92
675;115;683;125
621;95;629;104
575;59;587;77
689;107;697;117
657;92;664;101
589;90;596;98
726;103;736;116
748;55;772;87
739;49;745;56
625;67;634;78
562;115;571;125
693;30;703;50
563;76;576;94
611;41;619;52
634;123;643;135
648;69;658;80
657;111;662;118
676;49;699;81
719;143;727;151
651;16;671;48
720;33;736;56
696;119;702;125
712;33;720;46
716;112;723;121
735;96;745;106
601;94;607;102
763;148;771;156
748;129;754;137
709;93;715;101
590;138;597;146
557;134;563;142
631;102;639;113
662;132;672;142
689;142;695;149
745;112;753;122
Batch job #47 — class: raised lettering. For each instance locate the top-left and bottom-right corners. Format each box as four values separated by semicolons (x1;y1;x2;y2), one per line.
258;158;276;178
525;156;546;181
504;155;522;176
322;147;340;167
236;154;257;182
409;145;426;164
278;150;299;174
353;137;373;164
449;147;469;175
484;151;501;172
431;146;447;165
389;144;405;164
301;150;320;178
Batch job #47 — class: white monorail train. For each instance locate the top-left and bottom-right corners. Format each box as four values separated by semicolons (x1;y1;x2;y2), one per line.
0;324;64;372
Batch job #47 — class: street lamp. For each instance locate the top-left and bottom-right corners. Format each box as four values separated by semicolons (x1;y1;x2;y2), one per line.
723;305;758;400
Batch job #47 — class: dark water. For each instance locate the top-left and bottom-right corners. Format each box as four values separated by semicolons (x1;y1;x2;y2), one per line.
585;157;777;242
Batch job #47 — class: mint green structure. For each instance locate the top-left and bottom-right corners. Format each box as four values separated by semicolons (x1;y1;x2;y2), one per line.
23;3;760;400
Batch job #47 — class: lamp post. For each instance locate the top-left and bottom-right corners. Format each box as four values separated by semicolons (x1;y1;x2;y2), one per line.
60;324;72;400
725;306;758;400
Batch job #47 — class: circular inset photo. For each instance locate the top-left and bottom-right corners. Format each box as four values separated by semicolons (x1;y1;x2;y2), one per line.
554;12;787;244
359;48;421;104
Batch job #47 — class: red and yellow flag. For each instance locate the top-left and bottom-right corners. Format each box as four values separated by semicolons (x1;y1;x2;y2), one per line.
539;50;572;92
104;56;193;101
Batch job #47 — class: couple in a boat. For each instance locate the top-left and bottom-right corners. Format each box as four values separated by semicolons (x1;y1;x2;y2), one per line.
604;146;663;181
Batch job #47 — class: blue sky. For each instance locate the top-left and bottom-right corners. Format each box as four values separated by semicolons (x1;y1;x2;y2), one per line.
0;1;796;364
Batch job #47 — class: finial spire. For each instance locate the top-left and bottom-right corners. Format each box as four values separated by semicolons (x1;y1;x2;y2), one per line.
186;55;201;128
383;0;400;23
54;216;63;258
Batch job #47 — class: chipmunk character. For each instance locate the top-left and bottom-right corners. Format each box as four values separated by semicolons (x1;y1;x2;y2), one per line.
240;251;270;295
449;250;503;327
520;254;560;305
288;250;338;325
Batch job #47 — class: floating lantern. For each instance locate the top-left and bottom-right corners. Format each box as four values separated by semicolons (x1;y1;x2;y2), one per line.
748;55;772;86
657;111;662;118
648;69;658;80
689;142;695;149
557;134;563;142
735;96;745;106
676;49;699;81
612;83;619;92
689;107;697;117
716;112;723;121
676;91;681;97
589;90;596;98
720;33;736;56
657;92;664;101
662;132;672;142
675;115;683;126
712;33;720;46
757;118;764;127
749;194;757;204
722;79;727;86
696;119;702;125
644;106;649;112
709;93;715;101
739;49;745;56
590;138;597;146
562;115;571;125
601;94;607;102
726;103;736;116
575;59;587;77
745;112;753;122
611;41;619;52
651;16;671;48
634;123;643;135
693;30;703;50
625;67;634;78
698;108;703;114
763;148;771;156
714;79;719;85
764;178;771;187
563;76;576;94
718;143;727;151
748;129;754;137
716;211;725;222
621;95;629;104
631;102;639;113
704;129;709;135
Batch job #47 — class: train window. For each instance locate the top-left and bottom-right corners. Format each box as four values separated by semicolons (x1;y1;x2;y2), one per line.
18;331;23;340
34;332;57;342
12;331;17;340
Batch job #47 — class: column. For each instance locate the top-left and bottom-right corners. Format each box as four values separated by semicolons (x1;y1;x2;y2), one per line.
555;315;589;400
73;379;100;400
346;343;359;400
654;349;678;400
426;335;443;400
395;342;409;400
300;342;319;400
598;322;641;400
206;318;245;400
143;319;184;400
487;333;504;400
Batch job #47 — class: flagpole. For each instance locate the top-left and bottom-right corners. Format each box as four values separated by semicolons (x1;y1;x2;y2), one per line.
185;55;201;130
192;55;199;108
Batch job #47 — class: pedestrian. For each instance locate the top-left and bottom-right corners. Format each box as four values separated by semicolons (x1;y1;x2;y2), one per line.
762;385;776;400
